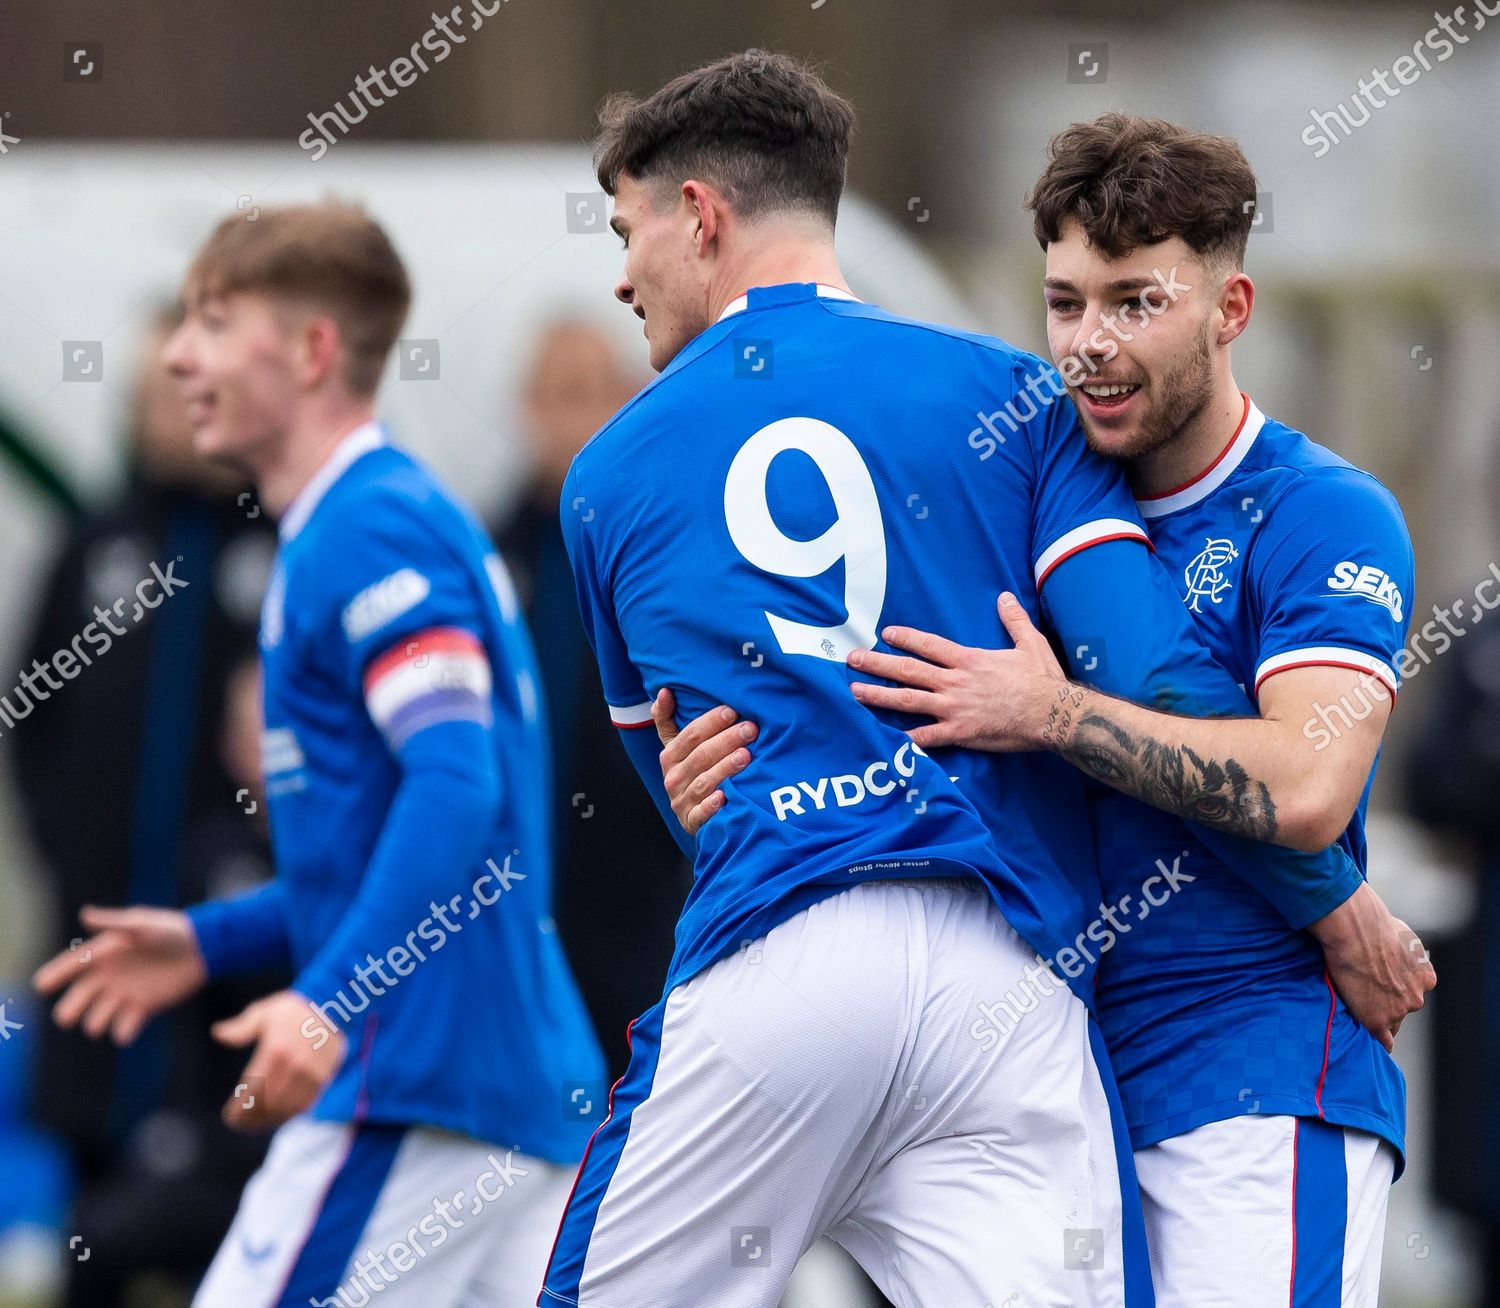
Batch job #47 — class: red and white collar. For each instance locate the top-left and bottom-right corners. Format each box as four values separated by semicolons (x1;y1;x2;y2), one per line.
715;282;861;324
279;419;385;541
1136;393;1264;519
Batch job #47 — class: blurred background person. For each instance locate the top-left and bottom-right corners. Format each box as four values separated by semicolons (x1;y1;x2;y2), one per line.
490;318;690;1079
1406;562;1500;1308
9;306;282;1307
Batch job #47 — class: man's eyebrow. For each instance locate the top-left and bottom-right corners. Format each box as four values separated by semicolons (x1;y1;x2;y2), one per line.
1042;276;1160;294
609;216;627;238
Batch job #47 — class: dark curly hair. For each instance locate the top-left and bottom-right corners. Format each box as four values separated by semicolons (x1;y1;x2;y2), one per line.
1026;114;1259;269
593;49;856;226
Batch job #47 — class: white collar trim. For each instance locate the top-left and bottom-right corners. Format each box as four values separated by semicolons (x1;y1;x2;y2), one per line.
278;419;385;541
1136;396;1265;519
716;283;861;324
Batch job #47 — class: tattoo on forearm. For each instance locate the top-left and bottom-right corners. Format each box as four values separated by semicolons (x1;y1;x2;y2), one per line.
1049;692;1279;841
1042;686;1088;749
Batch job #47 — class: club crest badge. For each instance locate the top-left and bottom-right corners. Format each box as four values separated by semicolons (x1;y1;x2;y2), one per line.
1183;537;1239;612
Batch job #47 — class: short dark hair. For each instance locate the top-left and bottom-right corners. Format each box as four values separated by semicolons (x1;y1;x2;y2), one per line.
1025;114;1258;269
184;201;411;396
593;49;856;225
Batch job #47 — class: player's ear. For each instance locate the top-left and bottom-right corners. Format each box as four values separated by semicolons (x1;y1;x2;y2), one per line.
1217;270;1254;345
682;179;720;256
298;313;344;391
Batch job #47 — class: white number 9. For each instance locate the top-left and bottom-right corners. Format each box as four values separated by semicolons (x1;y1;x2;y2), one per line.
724;417;887;661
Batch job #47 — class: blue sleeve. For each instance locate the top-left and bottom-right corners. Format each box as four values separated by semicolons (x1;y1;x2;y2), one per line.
327;496;496;720
560;462;652;727
186;882;292;978
618;725;696;861
560;461;694;860
293;717;500;1020
1021;364;1152;589
290;501;505;1023
1248;470;1414;701
1041;536;1363;929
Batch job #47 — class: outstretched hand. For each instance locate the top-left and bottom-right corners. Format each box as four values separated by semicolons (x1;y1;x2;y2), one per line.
33;904;207;1046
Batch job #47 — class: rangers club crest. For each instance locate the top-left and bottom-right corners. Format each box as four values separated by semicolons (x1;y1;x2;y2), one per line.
1183;537;1239;612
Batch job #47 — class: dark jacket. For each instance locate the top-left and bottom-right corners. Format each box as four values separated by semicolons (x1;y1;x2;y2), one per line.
1406;621;1500;1220
11;472;282;1163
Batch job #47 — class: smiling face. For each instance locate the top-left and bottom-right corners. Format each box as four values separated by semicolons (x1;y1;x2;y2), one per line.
163;290;305;469
1043;218;1242;464
609;172;716;372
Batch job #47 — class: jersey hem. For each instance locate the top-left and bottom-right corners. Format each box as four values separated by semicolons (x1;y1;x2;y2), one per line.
307;1100;590;1167
664;857;996;994
1126;1094;1405;1178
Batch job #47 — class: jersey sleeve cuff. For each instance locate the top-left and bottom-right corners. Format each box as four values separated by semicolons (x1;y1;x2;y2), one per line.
290;969;354;1029
1279;857;1365;931
1034;518;1152;588
1253;646;1399;702
608;699;655;729
184;902;234;980
185;897;287;980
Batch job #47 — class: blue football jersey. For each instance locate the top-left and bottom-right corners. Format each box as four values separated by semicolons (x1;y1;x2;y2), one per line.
255;423;604;1159
563;283;1155;997
1091;395;1413;1161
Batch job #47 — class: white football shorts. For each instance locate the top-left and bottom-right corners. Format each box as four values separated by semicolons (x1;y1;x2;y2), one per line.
1135;1113;1395;1307
542;876;1152;1308
195;1116;575;1307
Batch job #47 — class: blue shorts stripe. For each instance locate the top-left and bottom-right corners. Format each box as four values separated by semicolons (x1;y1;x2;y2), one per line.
1088;1016;1155;1308
277;1123;408;1307
1291;1118;1348;1308
541;1001;668;1306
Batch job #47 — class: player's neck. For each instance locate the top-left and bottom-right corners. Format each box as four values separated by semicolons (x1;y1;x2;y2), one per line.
1126;374;1246;499
709;231;849;322
255;403;377;518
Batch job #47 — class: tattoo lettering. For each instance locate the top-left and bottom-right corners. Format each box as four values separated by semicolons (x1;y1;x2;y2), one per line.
1042;685;1088;748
